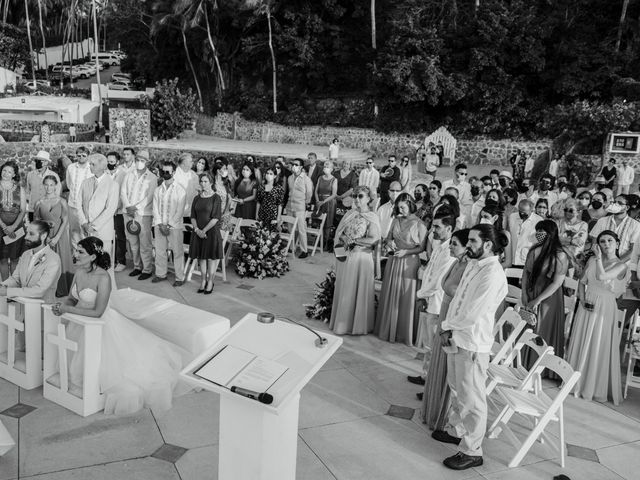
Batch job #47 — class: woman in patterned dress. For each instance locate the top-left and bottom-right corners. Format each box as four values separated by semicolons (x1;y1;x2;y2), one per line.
256;167;284;228
211;163;233;232
0;161;26;280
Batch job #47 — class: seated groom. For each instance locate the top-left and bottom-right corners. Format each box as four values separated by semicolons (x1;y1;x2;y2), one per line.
0;221;61;302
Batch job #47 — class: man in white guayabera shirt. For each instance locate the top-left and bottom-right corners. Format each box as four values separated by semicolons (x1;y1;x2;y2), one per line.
434;224;508;471
66;146;94;249
408;208;456;390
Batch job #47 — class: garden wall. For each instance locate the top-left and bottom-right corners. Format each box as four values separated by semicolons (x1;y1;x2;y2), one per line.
196;112;551;166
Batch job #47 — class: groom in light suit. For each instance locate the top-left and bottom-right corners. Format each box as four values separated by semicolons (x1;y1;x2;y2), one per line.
78;153;120;256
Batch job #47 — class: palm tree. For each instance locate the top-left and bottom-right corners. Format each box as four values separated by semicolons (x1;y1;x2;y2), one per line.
24;0;38;88
615;0;630;53
92;0;103;123
371;0;377;116
36;0;48;80
245;0;277;113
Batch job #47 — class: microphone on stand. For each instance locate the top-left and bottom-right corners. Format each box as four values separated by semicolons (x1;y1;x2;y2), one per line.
256;312;328;348
230;386;274;405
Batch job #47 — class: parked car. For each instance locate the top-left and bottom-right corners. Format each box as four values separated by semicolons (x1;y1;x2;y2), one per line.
51;65;79;80
23;80;51;91
111;73;131;84
91;53;120;67
108;81;130;91
79;63;97;75
74;66;93;79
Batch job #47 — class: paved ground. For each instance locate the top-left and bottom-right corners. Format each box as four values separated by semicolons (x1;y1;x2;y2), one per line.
1;248;639;480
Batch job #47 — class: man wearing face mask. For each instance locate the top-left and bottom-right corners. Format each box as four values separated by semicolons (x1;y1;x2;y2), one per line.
78;154;120;261
507;199;542;267
152;161;186;286
305;152;322;192
286;159;313;259
377;181;401;238
121;150;158;279
26;151;60;222
379;155;401;204
529;174;558;208
66;146;93;249
107;152;128;272
470;176;493;223
590;194;640;262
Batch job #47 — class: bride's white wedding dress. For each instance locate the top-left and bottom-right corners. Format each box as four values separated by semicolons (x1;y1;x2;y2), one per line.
66;285;185;415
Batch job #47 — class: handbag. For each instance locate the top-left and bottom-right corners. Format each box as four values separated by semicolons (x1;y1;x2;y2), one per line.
518;306;538;328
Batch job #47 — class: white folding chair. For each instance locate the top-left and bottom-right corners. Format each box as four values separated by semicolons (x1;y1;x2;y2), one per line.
487;354;581;468
305;211;326;256
223;217;243;267
624;310;640;398
491;307;528;364
279;215;298;257
487;330;554;396
212;231;231;282
504;267;524;307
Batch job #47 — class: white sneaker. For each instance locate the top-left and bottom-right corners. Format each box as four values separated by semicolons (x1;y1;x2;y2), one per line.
114;264;126;272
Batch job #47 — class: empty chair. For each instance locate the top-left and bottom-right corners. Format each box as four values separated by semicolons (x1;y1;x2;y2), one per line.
278;215;298;257
304;211;327;256
491;307;528;362
504;268;524;307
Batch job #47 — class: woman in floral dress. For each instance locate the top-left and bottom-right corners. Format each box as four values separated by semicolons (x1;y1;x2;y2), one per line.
256;167;284;228
329;186;380;335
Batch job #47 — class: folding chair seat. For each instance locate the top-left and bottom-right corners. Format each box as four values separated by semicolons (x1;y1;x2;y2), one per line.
305;212;326;256
504;268;524;307
279;215;298;257
490;307;528;362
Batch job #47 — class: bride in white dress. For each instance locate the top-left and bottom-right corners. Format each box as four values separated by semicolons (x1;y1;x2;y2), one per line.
52;236;184;415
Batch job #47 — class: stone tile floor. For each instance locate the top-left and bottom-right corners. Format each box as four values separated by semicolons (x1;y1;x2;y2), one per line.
1;251;639;479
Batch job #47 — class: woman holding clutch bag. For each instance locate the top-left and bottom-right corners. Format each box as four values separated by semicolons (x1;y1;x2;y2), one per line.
329;186;380;335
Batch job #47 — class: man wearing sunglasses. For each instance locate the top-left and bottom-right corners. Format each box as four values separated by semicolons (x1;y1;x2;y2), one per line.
286;159;313;259
379;155;401;205
358;157;380;201
529;174;558;208
442;163;472;215
377;181;402;238
66;146;94;249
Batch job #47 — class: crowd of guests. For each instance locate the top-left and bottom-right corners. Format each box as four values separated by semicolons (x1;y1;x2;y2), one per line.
323;153;640;470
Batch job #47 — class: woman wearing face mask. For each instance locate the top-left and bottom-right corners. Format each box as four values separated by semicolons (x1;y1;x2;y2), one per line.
413;183;433;227
314;161;337;249
330;186;380;335
479;204;512;266
256;167;284;228
521;220;569;375
375;193;428;346
333;160;358;227
274;160;290;208
428;180;442;206
421;228;470;433
211;163;233;232
193;157;207;176
535;198;549;218
577;191;592;219
0;161;26;280
34;175;73;296
585;192;607;229
567;230;627;405
502;187;518;227
232;163;258;220
558;198;588;260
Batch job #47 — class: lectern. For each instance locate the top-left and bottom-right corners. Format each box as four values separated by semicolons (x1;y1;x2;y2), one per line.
180;313;342;480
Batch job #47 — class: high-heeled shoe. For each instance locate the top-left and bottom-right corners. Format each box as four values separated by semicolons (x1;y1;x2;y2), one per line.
204;280;214;294
197;284;206;293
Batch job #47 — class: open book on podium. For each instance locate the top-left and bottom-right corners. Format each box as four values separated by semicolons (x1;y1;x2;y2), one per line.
181;312;342;413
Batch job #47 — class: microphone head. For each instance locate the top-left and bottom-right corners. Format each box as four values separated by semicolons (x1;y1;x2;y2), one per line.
258;392;274;405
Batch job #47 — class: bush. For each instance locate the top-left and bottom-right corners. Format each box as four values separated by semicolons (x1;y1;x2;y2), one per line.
141;78;198;140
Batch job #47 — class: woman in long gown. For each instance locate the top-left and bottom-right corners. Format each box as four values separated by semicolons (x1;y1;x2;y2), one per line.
567;230;627;405
211;163;233;232
421;229;469;431
314;161;337;248
375;193;428;346
33;175;73;297
256;167;284;228
232;163;257;220
333;160;358;227
521;219;568;372
329;186;380;335
53;236;185;415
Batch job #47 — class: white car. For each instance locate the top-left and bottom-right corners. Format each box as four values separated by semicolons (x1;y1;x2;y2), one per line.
80;63;97;75
108;81;130;91
23;80;51;91
74;66;93;79
111;73;131;84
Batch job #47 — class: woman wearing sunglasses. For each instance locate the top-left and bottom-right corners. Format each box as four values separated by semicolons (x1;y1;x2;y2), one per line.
330;186;380;335
557;198;588;260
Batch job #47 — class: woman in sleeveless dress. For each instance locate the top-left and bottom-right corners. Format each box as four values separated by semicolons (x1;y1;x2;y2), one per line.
421;229;469;432
33;174;73;297
0;161;26;280
333;160;358;228
52;236;186;415
256;167;284;228
212;163;233;232
375;193;428;346
314;161;337;249
567;230;627;405
329;186;380;335
232;163;257;220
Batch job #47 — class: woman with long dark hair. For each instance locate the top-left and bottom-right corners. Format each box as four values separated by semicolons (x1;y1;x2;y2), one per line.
232;163;258;220
521;219;569;368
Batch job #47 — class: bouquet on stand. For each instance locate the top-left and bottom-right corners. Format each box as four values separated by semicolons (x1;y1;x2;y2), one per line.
234;223;289;279
305;269;336;322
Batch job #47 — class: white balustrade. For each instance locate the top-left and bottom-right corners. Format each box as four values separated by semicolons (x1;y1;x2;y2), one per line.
0;297;44;390
42;305;105;417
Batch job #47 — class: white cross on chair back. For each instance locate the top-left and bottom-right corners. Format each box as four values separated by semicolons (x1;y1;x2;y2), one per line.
424;127;457;165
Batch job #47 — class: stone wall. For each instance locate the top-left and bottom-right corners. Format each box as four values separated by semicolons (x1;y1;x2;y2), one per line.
108;108;151;146
196;112;551;165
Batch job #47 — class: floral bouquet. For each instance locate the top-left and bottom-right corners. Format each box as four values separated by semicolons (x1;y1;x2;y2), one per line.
305;269;336;322
233;223;289;279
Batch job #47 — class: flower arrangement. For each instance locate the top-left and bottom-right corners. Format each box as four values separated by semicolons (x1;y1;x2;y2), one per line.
305;269;336;322
233;222;289;279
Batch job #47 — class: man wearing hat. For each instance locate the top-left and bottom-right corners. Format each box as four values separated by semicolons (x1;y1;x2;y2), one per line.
120;150;157;280
26;151;60;222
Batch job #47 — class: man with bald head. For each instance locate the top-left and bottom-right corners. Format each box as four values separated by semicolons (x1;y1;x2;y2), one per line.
377;180;402;238
77;153;120;255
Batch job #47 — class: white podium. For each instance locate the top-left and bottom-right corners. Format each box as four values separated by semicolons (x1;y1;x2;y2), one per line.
180;313;342;480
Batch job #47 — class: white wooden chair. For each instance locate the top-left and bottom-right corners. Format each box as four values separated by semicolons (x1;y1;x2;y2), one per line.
487;354;581;468
42;305;105;417
0;297;44;390
305;212;326;256
424;126;457;165
491;307;528;364
504;268;524;307
487;330;554;396
624;310;640;398
223;217;242;267
279;215;298;256
184;230;231;283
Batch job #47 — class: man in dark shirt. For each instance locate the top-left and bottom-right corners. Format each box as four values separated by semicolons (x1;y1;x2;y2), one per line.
379;155;401;204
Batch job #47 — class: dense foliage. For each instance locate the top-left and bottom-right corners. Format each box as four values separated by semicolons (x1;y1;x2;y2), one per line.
6;0;640;140
140;78;198;140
